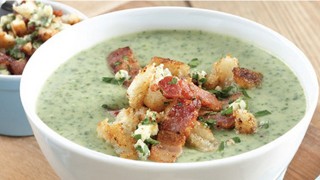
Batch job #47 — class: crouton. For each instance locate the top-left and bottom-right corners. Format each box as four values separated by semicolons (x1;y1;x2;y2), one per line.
127;63;156;109
150;57;190;78
205;55;239;89
187;122;219;152
97;107;146;159
0;31;15;49
11;17;27;37
233;67;263;89
234;109;257;134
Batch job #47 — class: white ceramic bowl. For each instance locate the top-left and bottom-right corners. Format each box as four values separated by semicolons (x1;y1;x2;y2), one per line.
20;7;318;180
0;0;87;136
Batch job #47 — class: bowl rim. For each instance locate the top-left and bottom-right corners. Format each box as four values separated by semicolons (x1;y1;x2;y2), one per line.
21;6;319;169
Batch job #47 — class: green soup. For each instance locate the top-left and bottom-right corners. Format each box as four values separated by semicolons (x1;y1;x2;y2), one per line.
37;30;306;162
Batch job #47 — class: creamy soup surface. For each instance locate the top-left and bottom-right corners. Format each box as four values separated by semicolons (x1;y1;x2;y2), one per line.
37;30;306;162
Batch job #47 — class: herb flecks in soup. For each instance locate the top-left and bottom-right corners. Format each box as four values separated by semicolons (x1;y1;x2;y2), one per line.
37;30;306;162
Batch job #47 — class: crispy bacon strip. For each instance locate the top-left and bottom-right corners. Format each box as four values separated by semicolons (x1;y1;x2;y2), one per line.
107;47;141;86
149;130;186;163
161;98;201;136
158;76;194;99
149;99;201;162
189;83;222;111
201;112;235;129
158;76;222;111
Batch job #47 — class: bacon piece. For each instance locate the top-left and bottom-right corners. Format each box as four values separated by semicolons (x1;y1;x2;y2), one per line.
158;76;222;111
107;47;141;86
149;130;186;163
149;99;201;162
189;83;222;111
8;59;27;75
0;53;12;71
233;67;263;89
158;76;194;99
202;112;235;129
0;52;27;75
161;98;201;136
150;57;190;78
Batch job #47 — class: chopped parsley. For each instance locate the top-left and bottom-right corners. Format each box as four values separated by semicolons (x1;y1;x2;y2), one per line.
254;110;271;117
188;58;200;68
102;77;125;85
218;141;225;151
232;137;241;143
145;138;159;145
168;77;178;85
209;86;234;99
221;106;233;116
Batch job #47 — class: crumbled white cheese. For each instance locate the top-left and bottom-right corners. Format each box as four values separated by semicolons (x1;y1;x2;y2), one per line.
133;109;159;160
13;2;37;19
0;14;14;28
229;98;246;111
153;64;171;83
134;123;158;141
115;70;130;81
134;139;150;160
145;109;157;122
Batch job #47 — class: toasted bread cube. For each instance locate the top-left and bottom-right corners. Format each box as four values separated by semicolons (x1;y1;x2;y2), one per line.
150;57;190;78
205;55;239;89
11;18;27;37
234;109;257;134
0;31;15;49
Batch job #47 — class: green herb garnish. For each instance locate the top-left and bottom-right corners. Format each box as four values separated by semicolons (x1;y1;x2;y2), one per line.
232;137;241;143
240;88;251;99
168;77;178;85
218;141;225;151
145;138;159;145
133;134;142;140
209;86;234;99
221;106;233;116
102;77;125;85
254;110;271;117
188;58;200;68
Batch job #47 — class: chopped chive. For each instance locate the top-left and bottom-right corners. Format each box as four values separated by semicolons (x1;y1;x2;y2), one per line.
141;117;150;125
240;88;251;99
199;78;207;84
168;77;178;85
232;137;241;143
102;77;118;84
145;138;159;145
209;86;234;99
254;110;271;117
188;58;200;68
102;77;125;85
221;106;233;116
218;141;225;151
133;134;142;140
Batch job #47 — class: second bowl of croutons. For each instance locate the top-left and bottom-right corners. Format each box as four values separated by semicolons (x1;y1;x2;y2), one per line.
0;0;87;136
